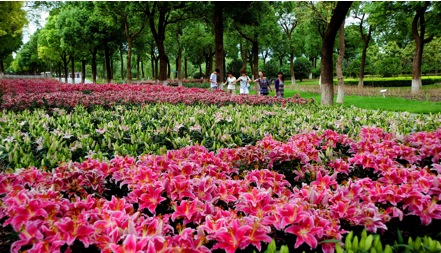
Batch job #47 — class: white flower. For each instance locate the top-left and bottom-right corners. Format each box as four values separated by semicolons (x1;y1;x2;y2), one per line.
96;128;107;134
85;150;96;158
63;132;73;139
3;136;15;143
174;124;184;132
190;125;201;131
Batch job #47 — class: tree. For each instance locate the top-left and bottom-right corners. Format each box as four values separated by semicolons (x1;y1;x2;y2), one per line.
213;2;225;83
294;57;312;82
145;2;187;84
276;1;299;86
38;12;71;83
353;2;374;87
0;2;27;75
15;29;42;74
368;1;441;93
233;2;277;93
410;2;433;93
319;1;352;106
336;21;345;104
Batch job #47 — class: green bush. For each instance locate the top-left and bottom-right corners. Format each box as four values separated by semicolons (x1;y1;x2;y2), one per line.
227;59;244;78
294;57;312;81
336;76;441;87
380;57;402;77
262;59;280;81
345;58;361;78
192;72;204;79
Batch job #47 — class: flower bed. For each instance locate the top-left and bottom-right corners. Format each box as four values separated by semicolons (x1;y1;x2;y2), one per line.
1;127;440;253
1;103;441;170
0;79;312;110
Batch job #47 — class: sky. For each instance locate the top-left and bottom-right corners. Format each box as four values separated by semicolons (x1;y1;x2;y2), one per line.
22;10;49;44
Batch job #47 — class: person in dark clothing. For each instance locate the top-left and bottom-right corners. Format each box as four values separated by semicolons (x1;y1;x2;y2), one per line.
274;71;284;98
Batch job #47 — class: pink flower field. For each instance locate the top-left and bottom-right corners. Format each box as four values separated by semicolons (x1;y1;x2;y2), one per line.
1;127;441;253
0;79;312;110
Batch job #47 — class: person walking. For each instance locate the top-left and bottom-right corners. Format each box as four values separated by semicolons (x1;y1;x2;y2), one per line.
254;71;271;96
210;68;220;91
224;71;237;95
274;71;285;98
236;70;251;95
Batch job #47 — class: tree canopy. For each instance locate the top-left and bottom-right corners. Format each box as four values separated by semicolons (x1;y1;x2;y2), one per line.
4;1;441;104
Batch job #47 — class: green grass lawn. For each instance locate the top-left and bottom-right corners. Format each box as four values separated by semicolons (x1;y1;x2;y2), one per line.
248;85;441;114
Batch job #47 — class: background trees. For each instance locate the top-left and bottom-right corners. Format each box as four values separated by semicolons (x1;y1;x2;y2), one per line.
0;2;27;75
3;1;441;104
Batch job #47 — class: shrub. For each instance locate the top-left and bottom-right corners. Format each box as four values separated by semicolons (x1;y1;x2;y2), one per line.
294;57;312;81
227;59;244;78
380;57;403;77
262;59;280;81
339;76;441;87
192;72;204;79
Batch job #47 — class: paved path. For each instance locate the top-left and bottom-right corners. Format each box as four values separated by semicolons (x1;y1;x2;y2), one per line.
59;77;93;84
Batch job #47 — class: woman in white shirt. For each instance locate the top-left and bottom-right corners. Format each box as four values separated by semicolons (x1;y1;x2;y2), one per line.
224;71;237;96
235;70;251;94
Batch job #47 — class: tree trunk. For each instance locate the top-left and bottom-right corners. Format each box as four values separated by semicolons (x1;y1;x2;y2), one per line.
289;52;296;86
336;22;345;104
411;38;423;93
136;53;140;81
49;63;52;78
111;58;114;82
81;59;86;83
205;54;213;80
158;43;168;83
58;62;62;82
0;59;4;76
240;39;248;71
141;60;145;80
358;44;367;87
154;58;159;82
127;39;133;84
411;3;431;94
248;52;253;79
102;59;105;82
214;2;225;84
167;59;171;80
151;55;155;80
104;44;112;83
359;25;372;87
71;55;75;84
320;1;352;106
184;57;188;78
62;55;68;83
92;48;97;84
252;38;259;94
120;49;124;82
177;42;182;86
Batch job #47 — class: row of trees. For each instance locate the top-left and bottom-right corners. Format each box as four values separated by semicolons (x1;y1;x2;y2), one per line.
2;1;441;105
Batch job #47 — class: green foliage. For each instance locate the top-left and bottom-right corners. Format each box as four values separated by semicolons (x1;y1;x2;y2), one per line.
294;57;312;81
227;59;243;78
340;229;441;253
192;72;204;79
341;76;441;87
0;2;27;72
380;57;403;77
345;58;361;78
262;59;280;80
1;100;440;170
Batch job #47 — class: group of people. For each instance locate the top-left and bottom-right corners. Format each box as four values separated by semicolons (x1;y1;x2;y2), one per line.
209;69;285;98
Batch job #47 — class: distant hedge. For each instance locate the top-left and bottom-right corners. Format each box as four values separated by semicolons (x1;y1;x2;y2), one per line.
335;76;441;87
